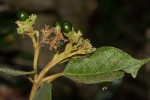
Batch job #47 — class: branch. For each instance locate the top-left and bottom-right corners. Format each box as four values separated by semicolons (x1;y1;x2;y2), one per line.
42;73;64;83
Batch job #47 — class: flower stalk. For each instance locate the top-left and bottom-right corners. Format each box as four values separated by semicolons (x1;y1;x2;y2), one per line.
16;13;95;100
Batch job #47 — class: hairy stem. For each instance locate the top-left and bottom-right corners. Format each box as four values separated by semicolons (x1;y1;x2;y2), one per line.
29;80;42;100
30;33;40;79
29;44;84;100
42;73;64;83
33;46;39;79
29;56;60;100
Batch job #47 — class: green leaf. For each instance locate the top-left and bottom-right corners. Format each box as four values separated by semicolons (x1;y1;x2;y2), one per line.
0;68;34;76
33;83;52;100
64;46;150;84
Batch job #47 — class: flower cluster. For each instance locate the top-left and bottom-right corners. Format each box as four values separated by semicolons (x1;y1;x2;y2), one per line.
16;14;37;35
16;12;96;55
40;25;67;50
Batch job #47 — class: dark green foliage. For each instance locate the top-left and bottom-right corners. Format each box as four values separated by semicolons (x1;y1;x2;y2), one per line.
64;46;150;84
33;83;52;100
0;68;34;76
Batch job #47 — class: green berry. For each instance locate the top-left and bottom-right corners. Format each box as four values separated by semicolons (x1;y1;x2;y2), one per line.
17;11;29;21
59;40;65;47
53;20;61;27
62;20;72;33
75;28;83;34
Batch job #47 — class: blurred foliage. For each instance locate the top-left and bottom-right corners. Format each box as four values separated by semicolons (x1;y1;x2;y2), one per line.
0;12;18;49
88;0;150;55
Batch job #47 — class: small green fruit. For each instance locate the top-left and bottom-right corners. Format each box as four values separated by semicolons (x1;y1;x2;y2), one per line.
53;20;61;27
17;11;29;21
62;21;72;33
59;40;65;47
75;28;83;34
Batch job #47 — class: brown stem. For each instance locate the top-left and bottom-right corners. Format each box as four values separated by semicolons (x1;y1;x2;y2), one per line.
29;44;83;100
29;81;41;100
33;46;39;79
28;77;34;83
42;73;64;83
29;57;60;100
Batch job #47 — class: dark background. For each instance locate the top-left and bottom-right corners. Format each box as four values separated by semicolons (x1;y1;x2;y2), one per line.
0;0;150;100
